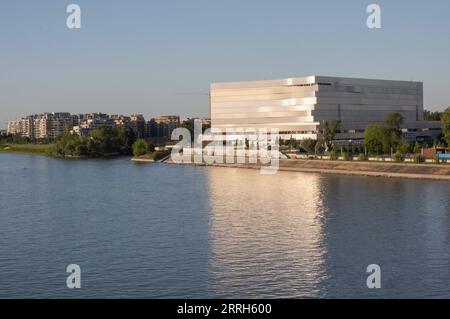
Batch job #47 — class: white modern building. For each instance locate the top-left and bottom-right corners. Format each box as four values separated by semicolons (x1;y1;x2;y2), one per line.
210;76;441;143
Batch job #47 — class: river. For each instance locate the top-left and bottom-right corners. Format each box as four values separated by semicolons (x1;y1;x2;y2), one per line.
0;153;449;298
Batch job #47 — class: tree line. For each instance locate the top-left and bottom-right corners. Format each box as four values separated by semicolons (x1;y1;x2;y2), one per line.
296;107;450;161
48;125;136;157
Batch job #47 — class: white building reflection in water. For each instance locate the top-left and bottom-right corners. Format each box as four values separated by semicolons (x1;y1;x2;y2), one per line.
205;167;329;298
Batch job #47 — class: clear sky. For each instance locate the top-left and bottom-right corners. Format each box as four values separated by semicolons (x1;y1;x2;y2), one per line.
1;0;450;128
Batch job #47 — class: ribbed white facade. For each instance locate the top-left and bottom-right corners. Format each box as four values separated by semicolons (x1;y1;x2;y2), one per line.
211;76;429;140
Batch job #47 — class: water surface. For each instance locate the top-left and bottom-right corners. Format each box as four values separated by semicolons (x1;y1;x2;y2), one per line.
0;153;449;298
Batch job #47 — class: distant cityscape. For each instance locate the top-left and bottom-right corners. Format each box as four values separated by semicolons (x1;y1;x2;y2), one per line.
4;113;211;140
2;75;447;149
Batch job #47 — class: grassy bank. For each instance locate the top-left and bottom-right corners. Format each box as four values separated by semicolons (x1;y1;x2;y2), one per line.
0;143;53;155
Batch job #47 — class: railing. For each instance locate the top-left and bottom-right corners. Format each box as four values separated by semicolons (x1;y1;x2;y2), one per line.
291;153;449;164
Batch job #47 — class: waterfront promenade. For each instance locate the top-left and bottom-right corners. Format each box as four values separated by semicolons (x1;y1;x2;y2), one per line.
161;157;450;181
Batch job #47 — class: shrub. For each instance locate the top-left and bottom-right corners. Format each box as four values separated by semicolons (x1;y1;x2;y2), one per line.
132;139;149;157
413;142;422;154
396;139;411;155
300;138;317;155
413;153;425;164
358;153;367;161
433;155;441;164
314;140;325;156
392;151;405;163
329;149;338;160
342;151;351;161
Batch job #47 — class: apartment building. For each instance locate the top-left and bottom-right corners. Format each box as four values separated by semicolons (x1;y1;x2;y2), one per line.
7;112;185;140
7;113;73;139
37;113;73;139
7;116;34;138
129;114;147;138
148;115;180;139
71;113;116;137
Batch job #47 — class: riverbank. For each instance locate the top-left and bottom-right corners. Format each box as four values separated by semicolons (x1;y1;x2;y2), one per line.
131;152;171;163
0;144;125;159
163;157;450;181
0;144;53;156
4;149;449;180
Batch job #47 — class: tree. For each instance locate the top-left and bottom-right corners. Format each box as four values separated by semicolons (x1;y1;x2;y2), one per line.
148;142;155;153
181;119;195;142
90;126;116;154
50;132;84;157
364;125;385;154
385;112;404;132
314;139;325;156
115;125;136;155
397;139;410;155
441;107;450;146
319;119;341;152
424;110;442;121
382;129;398;154
300;138;317;155
86;138;102;157
413;142;422;154
383;112;405;153
75;140;89;156
132;139;149;157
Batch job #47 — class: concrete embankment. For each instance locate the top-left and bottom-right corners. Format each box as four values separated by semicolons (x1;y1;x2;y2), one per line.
162;157;450;181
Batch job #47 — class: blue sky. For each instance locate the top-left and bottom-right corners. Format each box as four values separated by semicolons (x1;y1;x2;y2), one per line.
1;0;449;127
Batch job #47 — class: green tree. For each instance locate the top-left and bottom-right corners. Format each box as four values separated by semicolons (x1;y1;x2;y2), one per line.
385;112;404;132
90;126;116;154
319;119;341;152
181;119;195;142
132;139;149;157
75;139;89;156
423;110;442;121
413;142;422;154
329;148;338;160
382;112;405;153
85;138;103;157
49;132;83;157
397;139;410;155
300;138;317;155
441;107;450;146
364;125;385;154
115;125;136;155
314;138;325;156
148;142;155;153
